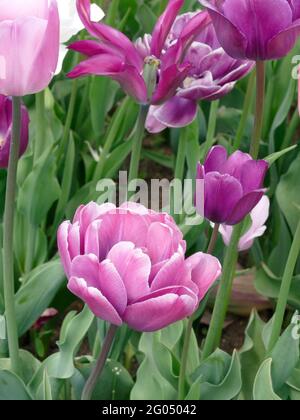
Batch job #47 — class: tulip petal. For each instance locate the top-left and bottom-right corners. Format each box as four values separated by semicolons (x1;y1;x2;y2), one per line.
123;287;197;332
267;19;300;59
145;107;167;133
107;242;151;303
240;159;269;194
76;0;142;70
146;222;175;264
186;252;221;300
203;172;243;224
226;190;265;225
199;0;248;59
150;97;198;129
204;145;228;173
68;277;123;325
151;0;184;58
68;54;147;103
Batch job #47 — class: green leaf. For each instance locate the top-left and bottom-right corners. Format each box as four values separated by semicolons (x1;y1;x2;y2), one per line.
0;370;33;400
73;357;133;400
253;359;281;400
18;149;61;226
0;315;5;340
276;152;300;232
42;370;53;401
239;311;266;400
265;145;298;166
190;350;242;400
15;260;65;336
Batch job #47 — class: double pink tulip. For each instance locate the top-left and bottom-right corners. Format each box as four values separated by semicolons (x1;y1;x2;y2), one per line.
58;202;221;332
0;0;60;96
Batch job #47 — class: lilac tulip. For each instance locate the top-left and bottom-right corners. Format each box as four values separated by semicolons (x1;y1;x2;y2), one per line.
196;146;269;225
57;202;221;332
68;0;253;132
218;195;270;251
0;0;60;96
0;95;29;168
200;0;300;61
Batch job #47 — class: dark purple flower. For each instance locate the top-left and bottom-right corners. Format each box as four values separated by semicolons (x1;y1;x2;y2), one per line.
0;95;29;168
69;0;253;132
200;0;300;60
196;146;269;225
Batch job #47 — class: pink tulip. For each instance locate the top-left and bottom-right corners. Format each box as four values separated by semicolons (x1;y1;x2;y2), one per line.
57;202;221;332
218;195;270;251
0;95;29;168
0;0;60;96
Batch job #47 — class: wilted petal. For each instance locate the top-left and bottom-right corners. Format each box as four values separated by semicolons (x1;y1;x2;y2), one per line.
151;96;198;129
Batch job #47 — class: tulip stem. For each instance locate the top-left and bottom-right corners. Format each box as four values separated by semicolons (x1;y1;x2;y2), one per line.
207;224;220;255
3;97;22;375
202;222;244;360
178;317;194;400
250;62;265;159
128;105;148;186
267;219;300;353
202;100;219;159
233;70;256;151
81;324;118;401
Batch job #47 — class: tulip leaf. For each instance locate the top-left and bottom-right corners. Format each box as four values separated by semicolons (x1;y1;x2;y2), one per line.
18;149;61;227
0;370;33;400
72;357;133;400
189;349;242;400
276;151;300;232
253;359;282;401
265;145;298;166
15;260;65;336
0;315;5;340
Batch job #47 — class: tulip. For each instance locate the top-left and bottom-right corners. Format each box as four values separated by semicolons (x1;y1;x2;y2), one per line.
68;0;253;132
200;0;300;61
218;195;270;251
55;0;104;75
57;202;221;332
196;145;269;225
0;95;29;168
0;0;60;96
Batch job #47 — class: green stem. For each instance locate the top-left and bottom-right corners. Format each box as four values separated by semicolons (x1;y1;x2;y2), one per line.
233;71;255;151
3;97;22;375
128;105;148;185
202;100;219;159
267;219;300;352
202;222;244;360
175;127;188;181
93;97;130;181
281;106;299;151
57;79;78;164
81;324;118;401
34;91;46;163
250;61;265;159
178;317;194;400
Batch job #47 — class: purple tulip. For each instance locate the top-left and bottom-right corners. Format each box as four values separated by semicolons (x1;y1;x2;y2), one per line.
57;202;221;332
0;95;29;168
200;0;300;61
196;146;269;225
68;0;253;132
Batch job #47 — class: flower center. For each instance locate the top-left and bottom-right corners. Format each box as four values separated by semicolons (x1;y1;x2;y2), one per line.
183;76;196;88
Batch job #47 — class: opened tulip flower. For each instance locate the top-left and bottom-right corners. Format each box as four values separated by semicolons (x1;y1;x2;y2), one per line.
0;95;29;168
200;0;300;61
68;0;253;132
218;195;270;251
58;202;221;332
0;0;60;96
196;146;269;225
56;0;104;74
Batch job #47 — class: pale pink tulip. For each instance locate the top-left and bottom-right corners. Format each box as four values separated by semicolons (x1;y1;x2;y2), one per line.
0;0;60;96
